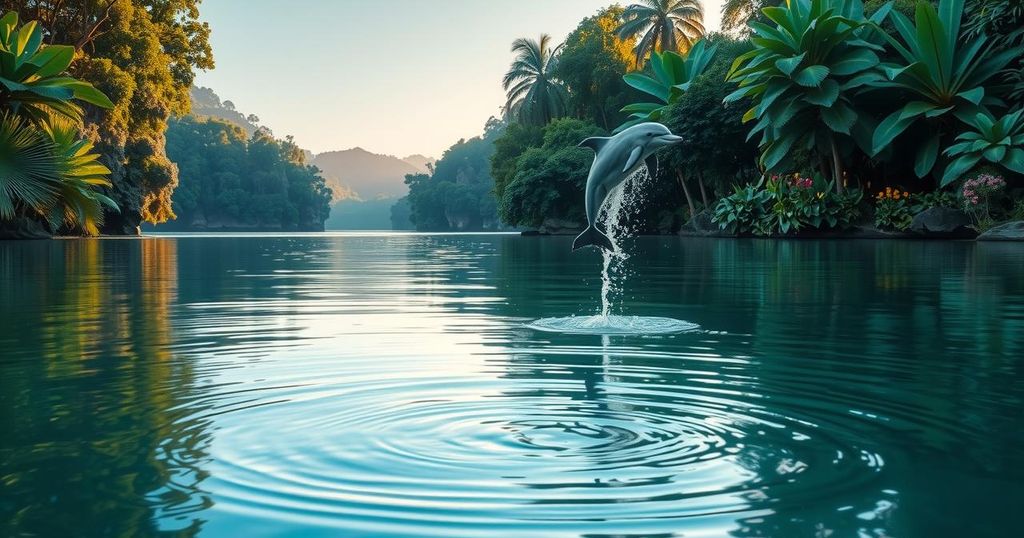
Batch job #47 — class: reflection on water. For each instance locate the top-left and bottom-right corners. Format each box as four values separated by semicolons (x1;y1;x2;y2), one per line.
1;234;1022;538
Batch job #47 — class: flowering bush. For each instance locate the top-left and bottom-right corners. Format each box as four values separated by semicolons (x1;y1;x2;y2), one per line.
714;174;862;235
874;187;914;231
961;173;1006;229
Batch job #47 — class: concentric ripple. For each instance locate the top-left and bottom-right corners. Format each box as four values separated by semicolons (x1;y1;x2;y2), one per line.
527;315;699;335
193;350;895;537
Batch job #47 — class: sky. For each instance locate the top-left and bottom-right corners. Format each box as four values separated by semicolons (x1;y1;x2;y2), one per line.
194;0;723;159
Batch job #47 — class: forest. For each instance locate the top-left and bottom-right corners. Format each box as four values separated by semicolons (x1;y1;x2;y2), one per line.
1;0;1022;237
0;1;331;237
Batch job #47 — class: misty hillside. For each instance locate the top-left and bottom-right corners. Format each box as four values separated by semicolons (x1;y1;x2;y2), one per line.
189;86;260;135
313;148;433;202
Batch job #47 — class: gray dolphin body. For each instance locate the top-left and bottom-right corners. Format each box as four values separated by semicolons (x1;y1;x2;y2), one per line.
573;122;682;251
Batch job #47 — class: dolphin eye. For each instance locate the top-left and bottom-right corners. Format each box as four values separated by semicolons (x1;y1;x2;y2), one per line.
647;133;654;137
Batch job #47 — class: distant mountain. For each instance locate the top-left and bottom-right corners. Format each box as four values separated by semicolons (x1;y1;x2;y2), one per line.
313;148;422;202
189;86;260;135
401;154;435;174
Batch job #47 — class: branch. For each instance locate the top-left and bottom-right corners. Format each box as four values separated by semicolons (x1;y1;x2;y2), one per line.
74;0;115;51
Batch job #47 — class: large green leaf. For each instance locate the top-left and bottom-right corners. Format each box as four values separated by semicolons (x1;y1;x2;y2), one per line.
804;79;840;106
623;73;669;102
914;133;941;177
1002;148;1024;174
820;101;857;134
775;53;806;76
940;154;980;186
793;65;829;87
28;45;73;78
873;109;915;154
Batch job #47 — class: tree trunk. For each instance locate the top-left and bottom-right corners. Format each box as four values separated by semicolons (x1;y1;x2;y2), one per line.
676;170;697;220
830;136;844;194
697;171;709;210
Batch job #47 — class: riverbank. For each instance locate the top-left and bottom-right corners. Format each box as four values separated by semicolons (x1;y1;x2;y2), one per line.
523;220;1024;241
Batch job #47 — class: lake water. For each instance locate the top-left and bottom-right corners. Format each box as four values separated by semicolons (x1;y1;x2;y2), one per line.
1;233;1022;537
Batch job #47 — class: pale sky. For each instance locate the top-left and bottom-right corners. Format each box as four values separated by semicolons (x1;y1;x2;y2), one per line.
194;0;723;158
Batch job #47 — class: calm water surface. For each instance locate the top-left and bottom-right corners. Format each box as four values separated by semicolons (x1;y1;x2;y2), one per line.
1;234;1022;537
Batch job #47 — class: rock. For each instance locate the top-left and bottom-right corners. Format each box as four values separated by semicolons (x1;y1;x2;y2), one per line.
977;221;1024;241
538;218;582;235
909;207;975;238
0;217;52;240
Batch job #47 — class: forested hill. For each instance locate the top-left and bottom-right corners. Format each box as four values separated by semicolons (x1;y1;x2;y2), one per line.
189;86;261;135
313;148;433;202
153;89;333;232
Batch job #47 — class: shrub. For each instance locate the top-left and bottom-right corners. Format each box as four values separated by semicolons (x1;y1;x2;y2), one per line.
874;188;914;231
961;173;1007;230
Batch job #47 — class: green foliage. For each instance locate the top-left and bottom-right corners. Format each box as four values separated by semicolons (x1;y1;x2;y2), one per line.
722;0;770;33
491;122;543;201
0;11;116;236
873;188;914;230
911;189;959;212
497;118;606;228
0;12;112;125
616;0;705;66
942;110;1024;185
726;0;885;176
0;0;214;232
503;34;568;126
713;174;863;235
164;117;331;230
662;37;759;194
554;6;637;130
713;182;773;234
405;131;500;231
617;39;718;132
869;0;1024;180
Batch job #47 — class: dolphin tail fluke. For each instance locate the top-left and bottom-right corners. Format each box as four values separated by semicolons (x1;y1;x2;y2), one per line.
572;226;614;252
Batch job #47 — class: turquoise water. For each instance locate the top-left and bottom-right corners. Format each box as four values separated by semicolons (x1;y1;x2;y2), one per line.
1;234;1022;537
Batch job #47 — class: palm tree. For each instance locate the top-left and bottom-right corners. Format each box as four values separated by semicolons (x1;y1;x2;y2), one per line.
616;0;705;67
502;34;568;126
721;0;766;32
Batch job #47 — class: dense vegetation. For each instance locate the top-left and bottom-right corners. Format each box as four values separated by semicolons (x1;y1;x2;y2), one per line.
480;0;1024;236
164;116;331;231
401;120;502;231
0;0;214;234
0;11;117;238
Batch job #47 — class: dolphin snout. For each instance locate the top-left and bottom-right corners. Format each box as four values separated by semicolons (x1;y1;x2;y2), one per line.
659;134;683;144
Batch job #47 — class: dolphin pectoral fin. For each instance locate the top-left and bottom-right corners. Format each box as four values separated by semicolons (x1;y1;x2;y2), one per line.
572;225;614;252
579;137;611;152
645;154;658;179
622;146;643;173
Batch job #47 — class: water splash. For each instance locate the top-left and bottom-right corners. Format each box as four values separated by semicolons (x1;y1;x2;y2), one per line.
530;168;700;336
598;168;649;316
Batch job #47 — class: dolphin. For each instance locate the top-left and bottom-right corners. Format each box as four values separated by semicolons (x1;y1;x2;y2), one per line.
572;122;683;251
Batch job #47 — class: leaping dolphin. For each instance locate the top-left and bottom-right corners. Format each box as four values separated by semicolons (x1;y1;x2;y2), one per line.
573;122;682;251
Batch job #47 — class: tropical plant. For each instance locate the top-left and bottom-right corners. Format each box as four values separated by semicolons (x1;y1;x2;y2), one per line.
911;189;959;212
616;39;718;132
0;111;59;219
0;12;112;126
616;0;705;67
725;0;888;189
713;182;772;234
0;11;116;236
941;110;1024;184
44;122;118;235
960;172;1006;229
714;173;864;235
869;0;1024;180
874;187;914;230
721;0;769;32
503;34;568;126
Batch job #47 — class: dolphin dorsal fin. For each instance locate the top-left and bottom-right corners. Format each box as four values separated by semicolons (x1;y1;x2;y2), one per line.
579;137;611;152
623;146;643;173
